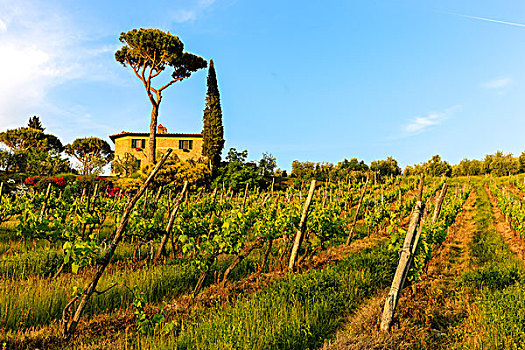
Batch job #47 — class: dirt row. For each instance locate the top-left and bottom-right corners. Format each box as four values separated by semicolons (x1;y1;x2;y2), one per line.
323;182;525;349
323;189;478;349
485;183;525;260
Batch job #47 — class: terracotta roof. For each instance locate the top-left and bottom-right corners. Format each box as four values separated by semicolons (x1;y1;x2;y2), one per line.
109;131;202;143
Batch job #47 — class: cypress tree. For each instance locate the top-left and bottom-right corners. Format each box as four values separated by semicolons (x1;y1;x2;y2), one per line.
202;59;225;173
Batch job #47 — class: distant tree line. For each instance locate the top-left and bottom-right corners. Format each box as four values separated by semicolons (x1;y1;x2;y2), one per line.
403;152;525;177
290;156;401;183
290;151;525;184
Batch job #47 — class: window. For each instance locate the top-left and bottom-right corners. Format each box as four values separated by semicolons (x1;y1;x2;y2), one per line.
131;139;146;148
178;140;193;150
135;159;141;169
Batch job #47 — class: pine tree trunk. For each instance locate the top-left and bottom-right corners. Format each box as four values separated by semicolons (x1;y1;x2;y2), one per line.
147;96;161;164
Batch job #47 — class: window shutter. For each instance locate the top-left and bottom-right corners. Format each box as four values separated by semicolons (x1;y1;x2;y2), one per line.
189;140;193;149
179;140;183;149
141;139;145;148
131;139;136;148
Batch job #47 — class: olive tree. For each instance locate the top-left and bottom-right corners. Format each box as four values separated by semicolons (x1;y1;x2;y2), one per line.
115;28;207;164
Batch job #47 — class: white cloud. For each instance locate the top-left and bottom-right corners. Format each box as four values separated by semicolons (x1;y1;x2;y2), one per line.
404;106;460;136
173;9;197;23
482;77;511;89
0;1;116;132
171;0;216;23
405;114;442;133
0;19;7;32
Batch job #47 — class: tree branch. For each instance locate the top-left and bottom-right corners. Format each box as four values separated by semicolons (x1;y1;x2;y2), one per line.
158;76;185;92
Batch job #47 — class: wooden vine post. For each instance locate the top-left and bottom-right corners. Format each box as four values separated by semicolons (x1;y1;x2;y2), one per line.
62;149;173;339
431;183;448;224
380;200;424;332
345;176;369;245
241;182;249;212
38;183;52;222
380;174;425;332
288;179;316;271
154;180;188;262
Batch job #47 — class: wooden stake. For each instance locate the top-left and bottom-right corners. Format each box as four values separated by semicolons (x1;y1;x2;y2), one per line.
38;183;52;222
431;183;448;224
63;149;173;338
154;181;188;262
346;176;369;245
241;182;249;212
380;200;424;332
288;180;316;271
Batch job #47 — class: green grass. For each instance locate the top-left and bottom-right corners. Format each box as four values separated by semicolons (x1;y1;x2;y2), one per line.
452;180;525;349
1;253;261;332
133;243;397;350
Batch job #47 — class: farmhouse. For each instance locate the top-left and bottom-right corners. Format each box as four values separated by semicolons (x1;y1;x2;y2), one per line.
109;124;203;174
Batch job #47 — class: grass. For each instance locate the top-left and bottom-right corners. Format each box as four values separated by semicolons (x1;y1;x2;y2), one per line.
131;243;397;350
452;180;525;349
0;255;261;332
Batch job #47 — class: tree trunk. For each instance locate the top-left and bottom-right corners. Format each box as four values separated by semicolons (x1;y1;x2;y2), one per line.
147;97;160;164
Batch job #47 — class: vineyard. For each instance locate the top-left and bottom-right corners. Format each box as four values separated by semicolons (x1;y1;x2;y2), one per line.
2;166;525;349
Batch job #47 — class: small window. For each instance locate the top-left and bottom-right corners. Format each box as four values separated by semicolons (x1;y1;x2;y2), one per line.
131;139;146;148
135;159;141;169
178;140;193;150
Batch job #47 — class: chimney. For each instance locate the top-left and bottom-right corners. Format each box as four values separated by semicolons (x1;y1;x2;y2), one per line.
157;124;167;134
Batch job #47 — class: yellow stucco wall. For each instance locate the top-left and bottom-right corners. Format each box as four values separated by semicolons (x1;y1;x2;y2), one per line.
111;135;203;175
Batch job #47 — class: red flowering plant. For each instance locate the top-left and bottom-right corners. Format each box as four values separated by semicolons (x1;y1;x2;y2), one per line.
25;176;40;186
107;187;120;198
53;176;67;187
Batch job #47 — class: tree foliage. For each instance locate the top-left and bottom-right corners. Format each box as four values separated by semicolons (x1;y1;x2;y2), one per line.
115;28;207;164
28;115;44;131
259;152;277;176
202;59;225;173
65;137;113;175
213;148;262;191
404;155;452;177
112;152;139;177
0;127;63;153
141;158;210;191
370;156;401;179
0;126;69;174
425;155;452;177
291;157;369;183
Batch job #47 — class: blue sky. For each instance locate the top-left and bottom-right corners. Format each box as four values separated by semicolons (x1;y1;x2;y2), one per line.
1;0;525;171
